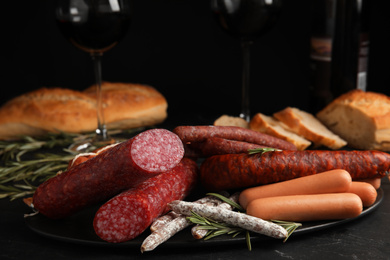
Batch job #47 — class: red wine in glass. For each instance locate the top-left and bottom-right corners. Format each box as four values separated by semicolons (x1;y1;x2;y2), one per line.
211;0;283;121
55;0;133;150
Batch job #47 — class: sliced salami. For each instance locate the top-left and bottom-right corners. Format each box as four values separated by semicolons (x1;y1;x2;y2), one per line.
33;128;184;219
93;158;198;243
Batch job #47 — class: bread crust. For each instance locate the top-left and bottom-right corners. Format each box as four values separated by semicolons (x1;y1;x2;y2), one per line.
317;89;390;151
274;107;347;150
0;82;167;140
249;113;311;150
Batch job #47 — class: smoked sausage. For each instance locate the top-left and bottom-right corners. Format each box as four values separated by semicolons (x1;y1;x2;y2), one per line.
185;137;267;158
33;129;184;219
93;158;198;243
200;150;390;191
173;125;297;151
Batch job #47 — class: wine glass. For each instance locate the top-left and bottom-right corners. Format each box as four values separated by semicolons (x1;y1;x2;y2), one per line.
211;0;283;121
55;0;133;151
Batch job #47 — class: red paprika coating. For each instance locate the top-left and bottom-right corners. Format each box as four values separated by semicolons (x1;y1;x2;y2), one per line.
200;150;390;191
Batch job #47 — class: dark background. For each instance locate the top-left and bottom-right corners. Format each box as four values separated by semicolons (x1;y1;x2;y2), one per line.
3;0;390;123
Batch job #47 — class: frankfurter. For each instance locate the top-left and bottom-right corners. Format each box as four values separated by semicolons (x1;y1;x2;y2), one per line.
357;178;382;189
200;150;390;191
173;125;297;151
239;169;352;209
33;129;184;219
246;193;363;222
348;182;378;207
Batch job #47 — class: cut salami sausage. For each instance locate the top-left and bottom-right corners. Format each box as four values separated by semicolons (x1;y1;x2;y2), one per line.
33;128;184;219
93;158;198;243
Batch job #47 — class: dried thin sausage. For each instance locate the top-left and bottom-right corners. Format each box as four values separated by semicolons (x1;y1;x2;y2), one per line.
94;158;198;243
200;150;390;191
33;129;184;219
168;200;288;239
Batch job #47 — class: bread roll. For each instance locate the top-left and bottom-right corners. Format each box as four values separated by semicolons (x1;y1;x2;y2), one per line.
317;89;390;151
0;82;167;140
84;82;167;130
274;107;347;150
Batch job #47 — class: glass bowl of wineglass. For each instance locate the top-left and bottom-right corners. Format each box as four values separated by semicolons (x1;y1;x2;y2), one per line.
55;0;133;151
211;0;283;121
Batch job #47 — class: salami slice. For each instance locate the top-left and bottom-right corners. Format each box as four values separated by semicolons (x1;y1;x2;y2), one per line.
33;128;184;219
93;158;198;243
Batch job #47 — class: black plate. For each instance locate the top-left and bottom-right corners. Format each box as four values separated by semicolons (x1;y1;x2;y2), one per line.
25;188;384;248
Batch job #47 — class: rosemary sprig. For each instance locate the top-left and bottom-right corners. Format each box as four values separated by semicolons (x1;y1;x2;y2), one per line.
0;153;74;200
186;193;302;250
206;192;244;212
0;129;143;200
0;132;86;162
187;211;248;240
248;147;281;155
270;220;302;242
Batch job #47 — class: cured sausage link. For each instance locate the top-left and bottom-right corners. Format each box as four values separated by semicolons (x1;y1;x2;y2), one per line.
168;200;288;239
33;129;184;219
173;125;297;151
200;150;390;191
191;192;240;239
93;158;198;243
141;192;229;252
186;137;267;158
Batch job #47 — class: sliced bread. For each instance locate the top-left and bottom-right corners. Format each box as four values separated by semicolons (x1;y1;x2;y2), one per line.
249;113;311;150
273;107;347;149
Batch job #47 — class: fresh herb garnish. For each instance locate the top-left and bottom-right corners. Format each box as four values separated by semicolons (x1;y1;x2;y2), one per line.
0;129;139;200
248;147;281;155
186;193;301;250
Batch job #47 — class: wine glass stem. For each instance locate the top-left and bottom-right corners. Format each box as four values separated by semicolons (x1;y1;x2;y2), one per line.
240;40;252;122
91;52;108;141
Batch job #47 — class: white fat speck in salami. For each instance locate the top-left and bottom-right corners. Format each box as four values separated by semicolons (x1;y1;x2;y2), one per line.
131;129;184;172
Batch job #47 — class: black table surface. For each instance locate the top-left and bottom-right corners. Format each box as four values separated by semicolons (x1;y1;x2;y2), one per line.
1;176;389;260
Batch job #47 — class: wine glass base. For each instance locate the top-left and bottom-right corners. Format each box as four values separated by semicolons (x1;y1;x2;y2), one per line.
68;133;116;153
239;113;251;122
68;140;94;153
